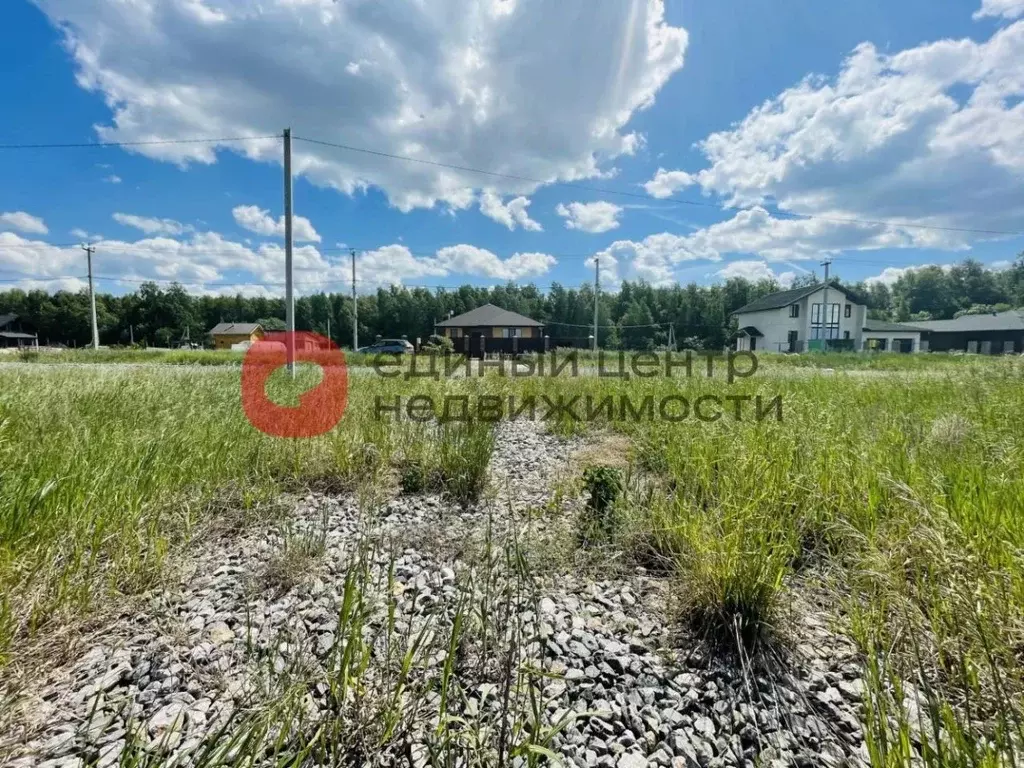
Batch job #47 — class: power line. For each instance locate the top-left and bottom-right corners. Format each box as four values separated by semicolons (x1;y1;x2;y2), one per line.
1;129;1022;238
0;135;281;150
292;133;1024;238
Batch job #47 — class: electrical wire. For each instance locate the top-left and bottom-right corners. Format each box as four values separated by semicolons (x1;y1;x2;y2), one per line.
0;135;281;150
293;133;1024;238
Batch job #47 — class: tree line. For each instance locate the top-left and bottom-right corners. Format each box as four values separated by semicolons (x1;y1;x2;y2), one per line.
1;256;1021;350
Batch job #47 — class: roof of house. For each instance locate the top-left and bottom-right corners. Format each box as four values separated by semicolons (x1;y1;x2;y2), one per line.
732;282;853;315
911;310;1024;333
862;319;927;333
209;322;262;336
0;331;37;339
435;303;544;328
0;314;19;329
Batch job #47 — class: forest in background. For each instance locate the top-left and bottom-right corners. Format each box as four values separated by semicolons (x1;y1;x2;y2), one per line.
2;256;1022;350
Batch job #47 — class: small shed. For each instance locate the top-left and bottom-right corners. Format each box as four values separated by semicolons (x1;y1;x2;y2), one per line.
209;322;264;350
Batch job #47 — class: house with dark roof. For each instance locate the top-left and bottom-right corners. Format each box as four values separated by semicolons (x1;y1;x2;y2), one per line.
732;284;868;353
435;304;545;356
208;322;264;350
435;304;543;341
0;314;38;349
913;310;1024;354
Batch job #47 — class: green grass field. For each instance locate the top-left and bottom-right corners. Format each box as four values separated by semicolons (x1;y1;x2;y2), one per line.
1;353;1022;766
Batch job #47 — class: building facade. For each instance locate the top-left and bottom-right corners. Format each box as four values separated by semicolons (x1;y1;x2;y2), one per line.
209;322;264;350
733;285;867;353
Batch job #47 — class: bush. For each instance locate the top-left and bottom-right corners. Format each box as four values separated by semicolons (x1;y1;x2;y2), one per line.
579;466;623;544
421;334;454;353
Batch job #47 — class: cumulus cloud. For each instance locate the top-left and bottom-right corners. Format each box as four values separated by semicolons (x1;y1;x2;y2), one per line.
633;18;1024;276
864;264;957;286
113;213;191;236
715;260;794;286
974;0;1024;19
103;175;122;184
555;201;623;233
356;243;555;285
643;168;695;199
35;0;687;211
1;221;555;296
231;205;321;243
479;192;542;231
0;211;48;235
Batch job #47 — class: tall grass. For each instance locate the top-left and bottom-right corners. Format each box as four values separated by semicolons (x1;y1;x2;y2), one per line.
0;364;452;661
510;356;1024;761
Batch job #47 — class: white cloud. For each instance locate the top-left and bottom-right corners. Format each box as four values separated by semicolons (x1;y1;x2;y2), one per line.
36;0;687;211
70;228;103;241
643;168;695;198
0;211;48;235
650;20;1024;263
103;174;122;184
974;0;1024;20
231;205;321;243
357;244;556;285
864;264;956;286
715;260;792;285
113;213;190;236
555;201;623;233
2;222;555;297
479;192;542;231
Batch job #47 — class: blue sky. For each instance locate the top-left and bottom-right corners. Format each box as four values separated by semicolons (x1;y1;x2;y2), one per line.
1;0;1022;297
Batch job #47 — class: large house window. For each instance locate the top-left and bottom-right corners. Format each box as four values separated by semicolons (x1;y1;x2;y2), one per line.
810;303;840;340
789;304;799;318
501;328;521;338
450;328;463;338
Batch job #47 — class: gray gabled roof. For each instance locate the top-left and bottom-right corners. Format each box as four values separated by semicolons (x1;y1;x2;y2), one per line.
209;322;262;336
863;319;927;333
436;304;543;328
0;314;18;329
911;310;1024;333
732;283;852;315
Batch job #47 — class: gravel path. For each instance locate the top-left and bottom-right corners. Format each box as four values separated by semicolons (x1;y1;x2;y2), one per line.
2;421;869;768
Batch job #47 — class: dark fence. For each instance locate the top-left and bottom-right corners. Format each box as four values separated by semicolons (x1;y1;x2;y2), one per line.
448;335;590;357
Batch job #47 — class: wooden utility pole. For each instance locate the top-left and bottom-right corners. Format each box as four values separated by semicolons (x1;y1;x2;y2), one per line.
351;249;359;350
81;244;99;349
283;127;295;377
593;256;599;353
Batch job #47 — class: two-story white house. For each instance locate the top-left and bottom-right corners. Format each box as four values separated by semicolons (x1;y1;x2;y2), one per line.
732;284;868;353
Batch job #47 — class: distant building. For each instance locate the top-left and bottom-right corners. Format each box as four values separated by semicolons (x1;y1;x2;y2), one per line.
732;284;867;353
915;310;1024;354
209;322;264;350
862;319;925;353
0;314;38;349
435;304;546;357
435;303;544;341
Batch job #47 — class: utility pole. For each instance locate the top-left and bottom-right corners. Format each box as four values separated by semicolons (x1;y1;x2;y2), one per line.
593;256;599;353
283;127;295;376
821;257;832;349
326;310;331;347
81;244;99;350
129;324;134;345
351;248;359;351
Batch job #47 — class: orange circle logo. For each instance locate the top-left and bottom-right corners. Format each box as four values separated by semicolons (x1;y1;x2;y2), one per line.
241;331;348;437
